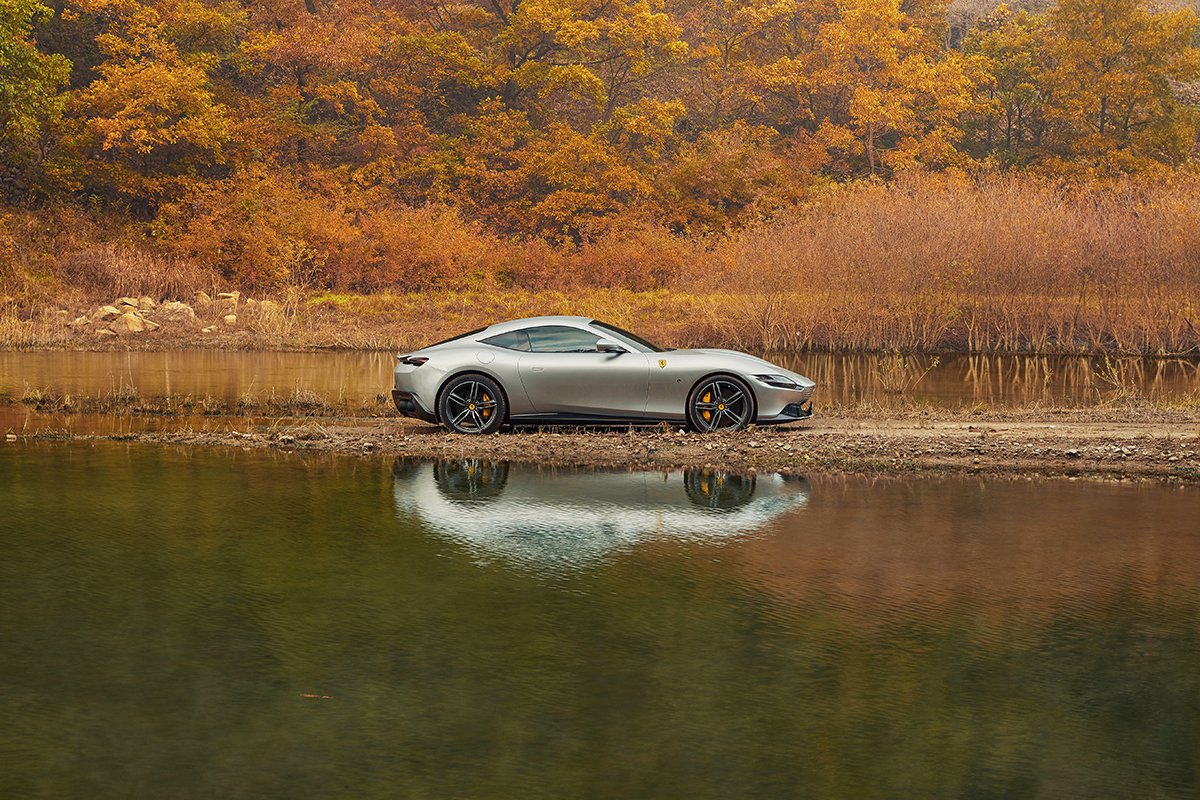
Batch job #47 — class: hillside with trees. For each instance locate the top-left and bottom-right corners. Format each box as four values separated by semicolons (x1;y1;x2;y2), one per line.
1;0;1199;352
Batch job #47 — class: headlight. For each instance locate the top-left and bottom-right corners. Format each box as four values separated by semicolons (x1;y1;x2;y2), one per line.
752;374;801;389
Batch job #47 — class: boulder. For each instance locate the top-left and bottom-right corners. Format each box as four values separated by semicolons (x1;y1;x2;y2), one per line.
137;296;156;310
68;316;90;329
95;328;117;338
143;319;161;331
93;305;121;320
195;290;212;305
113;312;147;333
155;301;196;323
216;292;240;313
115;296;139;308
223;314;237;326
245;298;258;309
201;326;214;334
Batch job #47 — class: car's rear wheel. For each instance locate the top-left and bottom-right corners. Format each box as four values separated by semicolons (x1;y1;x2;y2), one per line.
687;375;754;432
433;458;509;501
439;374;506;434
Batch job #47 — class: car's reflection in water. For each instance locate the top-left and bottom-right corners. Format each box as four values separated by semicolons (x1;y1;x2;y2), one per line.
392;459;811;568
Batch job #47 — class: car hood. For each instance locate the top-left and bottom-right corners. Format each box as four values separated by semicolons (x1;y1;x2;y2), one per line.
671;348;815;387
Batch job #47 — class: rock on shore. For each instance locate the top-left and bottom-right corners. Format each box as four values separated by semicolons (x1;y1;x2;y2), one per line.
63;293;278;339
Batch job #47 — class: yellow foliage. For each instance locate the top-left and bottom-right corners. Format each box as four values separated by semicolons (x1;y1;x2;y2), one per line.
2;0;1198;273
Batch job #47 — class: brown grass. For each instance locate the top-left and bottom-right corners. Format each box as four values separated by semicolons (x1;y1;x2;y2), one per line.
701;173;1200;354
17;384;395;418
3;172;1199;354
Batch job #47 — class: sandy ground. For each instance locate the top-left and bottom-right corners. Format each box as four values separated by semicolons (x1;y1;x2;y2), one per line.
22;413;1195;482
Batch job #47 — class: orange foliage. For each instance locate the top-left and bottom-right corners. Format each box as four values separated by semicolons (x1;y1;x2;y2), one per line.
0;0;1196;321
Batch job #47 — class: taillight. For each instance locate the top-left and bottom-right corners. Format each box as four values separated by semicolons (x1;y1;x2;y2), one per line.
399;356;428;367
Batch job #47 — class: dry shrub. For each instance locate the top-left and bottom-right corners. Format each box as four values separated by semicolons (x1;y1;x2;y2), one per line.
158;170;357;290
56;244;217;301
0;206;216;305
157;171;699;294
569;221;697;290
0;207;101;306
159;172;521;292
351;204;509;291
700;171;1200;353
0;218;17;295
490;239;561;289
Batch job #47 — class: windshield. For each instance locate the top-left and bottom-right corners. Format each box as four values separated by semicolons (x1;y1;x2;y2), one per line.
591;321;664;353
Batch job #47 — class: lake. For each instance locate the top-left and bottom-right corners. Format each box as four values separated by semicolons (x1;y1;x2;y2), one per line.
2;443;1197;798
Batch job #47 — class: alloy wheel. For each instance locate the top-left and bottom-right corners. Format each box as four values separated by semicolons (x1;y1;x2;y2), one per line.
689;377;753;432
441;376;505;434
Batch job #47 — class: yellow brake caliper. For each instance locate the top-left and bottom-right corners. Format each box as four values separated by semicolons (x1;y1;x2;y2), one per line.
701;390;712;422
481;392;491;419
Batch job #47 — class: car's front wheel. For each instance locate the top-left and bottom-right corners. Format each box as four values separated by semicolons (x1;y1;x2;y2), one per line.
687;375;754;432
439;374;506;434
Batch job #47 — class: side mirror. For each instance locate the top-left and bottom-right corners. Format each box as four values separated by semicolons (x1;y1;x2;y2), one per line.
596;339;627;354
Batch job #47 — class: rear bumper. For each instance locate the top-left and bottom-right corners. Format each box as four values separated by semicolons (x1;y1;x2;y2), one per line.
392;389;438;423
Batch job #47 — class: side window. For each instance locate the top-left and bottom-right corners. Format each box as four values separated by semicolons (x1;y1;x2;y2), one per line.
482;330;531;351
526;326;602;353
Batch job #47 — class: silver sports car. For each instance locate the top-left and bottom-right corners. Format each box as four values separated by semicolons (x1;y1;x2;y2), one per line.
391;316;815;433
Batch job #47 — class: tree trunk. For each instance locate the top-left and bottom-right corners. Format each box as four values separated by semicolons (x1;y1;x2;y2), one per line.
866;122;876;175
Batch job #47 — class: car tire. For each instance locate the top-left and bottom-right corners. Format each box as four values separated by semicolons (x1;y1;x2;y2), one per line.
439;374;507;434
686;375;754;432
684;469;757;509
433;458;509;501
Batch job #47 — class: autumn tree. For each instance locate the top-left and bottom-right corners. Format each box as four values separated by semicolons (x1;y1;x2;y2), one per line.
964;0;1200;174
444;99;652;239
1037;0;1200;175
64;0;237;213
670;0;796;127
651;120;819;234
4;0;1200;291
963;5;1044;164
801;0;982;175
0;0;71;200
471;0;688;124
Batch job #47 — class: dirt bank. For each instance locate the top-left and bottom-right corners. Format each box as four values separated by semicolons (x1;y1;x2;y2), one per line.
17;413;1197;482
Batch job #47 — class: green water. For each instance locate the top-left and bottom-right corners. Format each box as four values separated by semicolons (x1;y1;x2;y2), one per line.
2;444;1198;799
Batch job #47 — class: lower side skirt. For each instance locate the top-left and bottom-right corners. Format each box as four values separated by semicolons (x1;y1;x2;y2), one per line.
507;402;814;428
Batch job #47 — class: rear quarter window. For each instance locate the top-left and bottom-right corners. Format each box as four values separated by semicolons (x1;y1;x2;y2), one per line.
481;330;532;351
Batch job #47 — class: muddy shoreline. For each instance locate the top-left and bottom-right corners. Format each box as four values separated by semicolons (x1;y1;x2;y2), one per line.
12;413;1198;482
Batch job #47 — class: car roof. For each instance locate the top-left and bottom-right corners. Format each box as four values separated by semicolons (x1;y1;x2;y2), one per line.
477;316;597;336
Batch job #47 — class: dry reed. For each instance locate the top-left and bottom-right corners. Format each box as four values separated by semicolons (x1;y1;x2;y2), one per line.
16;384;395;418
3;173;1199;354
700;173;1200;354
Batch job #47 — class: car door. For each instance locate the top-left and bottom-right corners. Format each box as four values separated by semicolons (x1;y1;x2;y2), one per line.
517;325;650;418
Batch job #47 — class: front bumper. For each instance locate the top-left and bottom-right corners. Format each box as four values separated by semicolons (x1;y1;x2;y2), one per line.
392;389;438;423
758;399;814;425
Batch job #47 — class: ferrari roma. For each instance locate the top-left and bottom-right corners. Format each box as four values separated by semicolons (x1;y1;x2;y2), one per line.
391;316;815;433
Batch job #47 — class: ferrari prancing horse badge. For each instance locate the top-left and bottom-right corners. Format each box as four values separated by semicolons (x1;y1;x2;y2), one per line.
658;359;667;369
